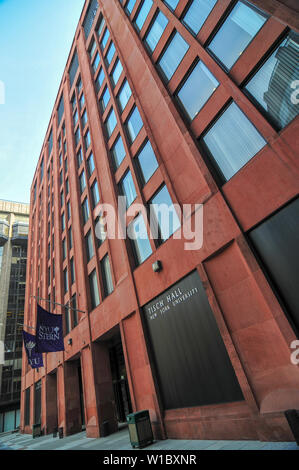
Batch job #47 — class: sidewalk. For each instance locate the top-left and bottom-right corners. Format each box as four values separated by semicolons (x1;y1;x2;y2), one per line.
0;428;298;451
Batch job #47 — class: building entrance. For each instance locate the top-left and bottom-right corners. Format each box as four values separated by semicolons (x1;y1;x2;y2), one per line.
109;338;132;423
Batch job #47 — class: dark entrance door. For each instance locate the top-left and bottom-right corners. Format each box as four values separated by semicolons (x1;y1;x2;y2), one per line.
109;340;132;423
78;364;85;429
34;380;42;425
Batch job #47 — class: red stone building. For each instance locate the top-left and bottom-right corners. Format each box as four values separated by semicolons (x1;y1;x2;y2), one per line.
20;0;299;441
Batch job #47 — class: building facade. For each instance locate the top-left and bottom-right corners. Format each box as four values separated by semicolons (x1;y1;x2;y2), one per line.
0;200;29;432
20;0;299;441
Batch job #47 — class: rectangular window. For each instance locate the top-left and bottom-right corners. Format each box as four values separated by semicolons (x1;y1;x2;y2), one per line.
25;388;30;426
100;86;111;113
62;238;67;261
85;130;91;150
119;170;137;208
101;28;110;50
95;215;107;246
88;39;97;59
89;269;100;309
201;101;267;182
158;31;189;82
82;110;88;128
68;226;73;249
60;190;64;207
87;152;95;177
126;0;136;14
111;134;126;169
105;108;118;138
79;170;86;194
101;255;114;297
91;180;100;208
63;268;68;293
75;127;81;147
105;42;116;66
145;10;168;53
83;0;99;39
97;16;105;37
85;230;94;262
111;59;123;87
65;304;71;335
67;201;71;220
96;67;105;92
207;1;267;70
61;213;65;232
128;213;152;265
244;32;299;131
117;79;132;112
134;0;153;31
163;0;179;10
176;60;219;120
72;294;78;327
125;105;143;144
69;51;79;88
182;0;217;35
57;94;64;125
82;198;90;224
92;52;101;73
150;185;181;242
80;93;85;110
136;139;159;184
77;147;83;167
70;258;75;285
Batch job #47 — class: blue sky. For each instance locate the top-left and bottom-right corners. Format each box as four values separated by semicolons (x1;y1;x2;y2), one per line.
0;0;85;204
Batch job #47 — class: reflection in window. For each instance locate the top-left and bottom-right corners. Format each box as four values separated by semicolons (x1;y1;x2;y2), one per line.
101;255;114;297
150;185;181;242
135;0;153;31
207;1;267;70
119;170;137;208
105;108;118;138
136;139;159;184
111;134;126;169
117;79;132;112
182;0;217;35
125;106;143;144
111;58;123;87
145;11;168;53
202;102;267;181
158;32;189;81
128;213;152;265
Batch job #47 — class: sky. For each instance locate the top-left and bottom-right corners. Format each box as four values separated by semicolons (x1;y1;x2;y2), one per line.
0;0;85;204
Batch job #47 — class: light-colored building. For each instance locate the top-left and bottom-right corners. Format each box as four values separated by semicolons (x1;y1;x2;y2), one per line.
0;200;29;432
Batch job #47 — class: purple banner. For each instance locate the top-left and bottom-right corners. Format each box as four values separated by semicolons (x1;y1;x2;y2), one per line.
36;304;65;353
23;330;44;369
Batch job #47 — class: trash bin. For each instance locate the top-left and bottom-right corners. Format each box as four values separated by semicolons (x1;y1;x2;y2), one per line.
58;427;64;439
126;410;153;449
284;409;299;445
32;423;41;439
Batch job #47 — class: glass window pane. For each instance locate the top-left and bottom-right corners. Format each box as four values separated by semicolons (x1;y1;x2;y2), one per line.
126;106;143;143
208;1;267;70
106;42;116;65
135;0;153;31
163;0;179;10
183;0;217;35
177;61;219;120
101;255;114;296
128;213;152;264
145;11;169;53
111;59;123;87
96;68;105;92
91;181;100;207
119;171;137;208
79;171;86;193
126;0;136;14
101;28;110;50
105;108;118;138
89;270;100;308
158;32;189;81
87;153;95;176
151;185;181;241
117;79;132;112
244;33;299;130
203;102;267;181
85;230;94;262
92;52;100;73
111;135;126;169
136;139;159;184
100;86;111;112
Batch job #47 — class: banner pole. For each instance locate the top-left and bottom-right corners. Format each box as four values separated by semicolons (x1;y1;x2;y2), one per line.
30;295;85;314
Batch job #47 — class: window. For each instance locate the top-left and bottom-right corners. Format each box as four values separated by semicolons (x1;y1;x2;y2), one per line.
87;153;95;177
82;110;88;128
126;0;136;14
77;147;83;167
89;269;100;309
145;10;168;53
65;304;71;335
83;0;99;38
150;185;181;241
105;108;118;138
105;42;116;66
125;106;143;144
244;32;299;131
117;79;132;112
82;198;90;224
182;0;217;35
97;16;105;37
75;126;81;147
85;130;91;150
128;213;152;265
158;31;189;81
111;134;126;169
163;0;179;10
92;52;100;74
119;170;137;208
72;294;78;327
85;230;94;262
80;93;85;110
91;180;100;208
77;77;83;94
101;255;114;297
136;139;159;184
61;212;65;231
101;28;110;50
60;190;64;207
73;109;79;127
67;201;71;220
134;0;153;31
68;226;73;249
95;215;107;246
79;170;86;194
69;52;79;88
207;1;267;70
111;59;123;87
176;60;219;120
96;68;105;92
62;238;67;261
63;268;68;293
100;86;111;112
202;102;267;182
88;39;97;58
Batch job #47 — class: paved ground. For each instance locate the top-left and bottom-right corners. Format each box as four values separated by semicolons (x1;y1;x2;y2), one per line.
0;428;298;451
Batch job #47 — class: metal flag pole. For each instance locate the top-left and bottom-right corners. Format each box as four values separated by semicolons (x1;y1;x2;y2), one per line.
30;295;85;314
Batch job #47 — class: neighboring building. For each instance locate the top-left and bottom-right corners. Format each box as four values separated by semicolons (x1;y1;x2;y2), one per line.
0;200;29;432
20;0;299;441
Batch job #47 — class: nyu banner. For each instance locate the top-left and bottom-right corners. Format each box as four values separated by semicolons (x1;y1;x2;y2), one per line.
23;330;44;369
36;304;65;353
